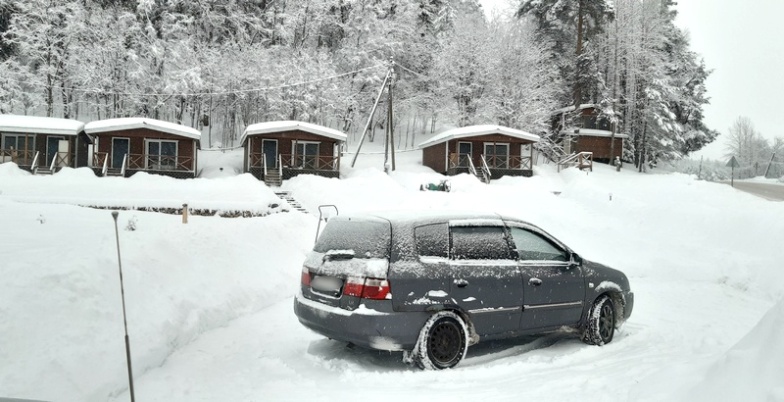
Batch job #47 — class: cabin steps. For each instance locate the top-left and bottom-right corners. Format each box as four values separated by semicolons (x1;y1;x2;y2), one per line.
105;168;124;177
264;171;282;187
34;167;54;175
274;191;308;214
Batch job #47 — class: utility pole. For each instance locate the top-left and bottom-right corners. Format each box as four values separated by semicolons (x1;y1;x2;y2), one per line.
388;65;396;172
351;67;393;168
764;152;776;178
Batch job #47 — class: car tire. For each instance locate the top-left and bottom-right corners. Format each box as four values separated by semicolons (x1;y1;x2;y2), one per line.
582;295;615;346
410;311;468;370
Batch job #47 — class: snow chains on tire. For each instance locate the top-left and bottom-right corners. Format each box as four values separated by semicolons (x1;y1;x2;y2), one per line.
409;311;469;370
582;295;616;346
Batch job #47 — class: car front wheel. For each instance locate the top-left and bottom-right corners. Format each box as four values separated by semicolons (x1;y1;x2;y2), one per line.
582;295;615;346
408;311;468;370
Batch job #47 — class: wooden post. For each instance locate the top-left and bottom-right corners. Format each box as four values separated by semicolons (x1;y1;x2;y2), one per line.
182;203;189;224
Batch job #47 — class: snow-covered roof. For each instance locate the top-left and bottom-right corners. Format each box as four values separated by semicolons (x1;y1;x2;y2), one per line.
562;128;629;139
85;118;201;140
240;121;347;145
551;104;600;116
0;114;84;136
418;125;540;149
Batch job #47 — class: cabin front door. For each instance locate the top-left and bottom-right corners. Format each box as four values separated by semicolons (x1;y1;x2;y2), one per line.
46;136;64;167
262;139;277;168
112;138;129;170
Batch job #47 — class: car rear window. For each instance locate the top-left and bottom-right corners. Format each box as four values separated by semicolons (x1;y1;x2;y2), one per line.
314;217;391;259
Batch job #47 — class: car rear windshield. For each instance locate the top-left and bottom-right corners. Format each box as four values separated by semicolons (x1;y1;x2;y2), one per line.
314;217;391;259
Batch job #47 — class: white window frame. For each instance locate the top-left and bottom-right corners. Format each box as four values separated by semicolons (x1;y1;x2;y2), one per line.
2;133;36;151
484;142;510;168
457;141;472;167
291;140;320;169
145;139;179;170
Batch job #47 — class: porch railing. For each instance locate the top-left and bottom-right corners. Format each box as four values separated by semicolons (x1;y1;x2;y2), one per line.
0;148;36;165
93;152;110;175
31;152;41;172
50;151;70;171
92;152;194;173
479;155;492;183
280;154;339;171
466;156;478;177
483;155;533;170
558;152;593;172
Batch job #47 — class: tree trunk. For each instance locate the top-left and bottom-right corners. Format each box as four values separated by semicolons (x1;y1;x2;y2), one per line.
574;0;585;107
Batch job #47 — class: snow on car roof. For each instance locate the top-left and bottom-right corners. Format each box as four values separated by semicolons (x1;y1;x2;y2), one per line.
418;125;540;149
341;210;510;226
0;114;84;136
240;121;347;145
84;118;201;140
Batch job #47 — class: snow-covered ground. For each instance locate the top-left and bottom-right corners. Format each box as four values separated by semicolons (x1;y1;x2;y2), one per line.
1;144;783;402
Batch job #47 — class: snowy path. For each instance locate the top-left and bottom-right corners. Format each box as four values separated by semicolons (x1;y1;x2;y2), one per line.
111;278;771;402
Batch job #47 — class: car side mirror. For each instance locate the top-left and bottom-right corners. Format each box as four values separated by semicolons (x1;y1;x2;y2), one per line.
570;253;582;268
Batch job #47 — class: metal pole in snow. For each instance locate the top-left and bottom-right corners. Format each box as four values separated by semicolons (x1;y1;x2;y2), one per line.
350;69;392;168
112;211;136;402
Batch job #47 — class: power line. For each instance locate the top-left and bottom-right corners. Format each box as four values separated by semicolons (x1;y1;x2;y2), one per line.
0;64;385;97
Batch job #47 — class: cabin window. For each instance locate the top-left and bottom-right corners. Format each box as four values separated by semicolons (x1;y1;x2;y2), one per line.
483;143;509;169
457;142;472;167
146;139;178;170
2;134;36;152
293;141;319;169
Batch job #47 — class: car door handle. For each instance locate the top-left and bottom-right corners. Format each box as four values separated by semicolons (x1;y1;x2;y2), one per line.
529;278;543;286
454;279;469;288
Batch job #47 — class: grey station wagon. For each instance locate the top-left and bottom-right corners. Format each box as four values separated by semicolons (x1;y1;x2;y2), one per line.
293;211;634;369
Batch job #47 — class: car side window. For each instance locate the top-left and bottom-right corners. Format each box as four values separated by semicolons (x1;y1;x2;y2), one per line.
415;223;449;258
450;226;514;260
509;227;568;262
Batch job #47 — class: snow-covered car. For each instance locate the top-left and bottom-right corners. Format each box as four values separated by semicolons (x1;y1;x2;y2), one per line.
293;211;634;369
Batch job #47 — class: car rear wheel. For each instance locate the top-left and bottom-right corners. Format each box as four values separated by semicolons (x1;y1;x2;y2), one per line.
409;311;468;370
582;295;615;345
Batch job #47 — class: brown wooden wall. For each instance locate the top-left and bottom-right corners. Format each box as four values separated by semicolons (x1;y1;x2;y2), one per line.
95;128;198;170
422;142;447;172
575;136;624;161
247;129;339;160
0;132;76;167
423;134;535;173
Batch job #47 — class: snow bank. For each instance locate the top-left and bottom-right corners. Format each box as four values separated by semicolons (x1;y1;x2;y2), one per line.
683;299;784;401
0;201;316;401
0;164;285;215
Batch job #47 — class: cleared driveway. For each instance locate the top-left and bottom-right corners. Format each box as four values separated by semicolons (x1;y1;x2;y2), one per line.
726;181;784;201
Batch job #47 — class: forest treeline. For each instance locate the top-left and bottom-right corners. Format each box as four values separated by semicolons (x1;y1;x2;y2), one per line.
0;0;716;166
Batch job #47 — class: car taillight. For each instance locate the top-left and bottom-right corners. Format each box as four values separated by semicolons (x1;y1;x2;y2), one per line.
342;277;364;297
301;267;311;287
342;277;391;300
362;278;391;300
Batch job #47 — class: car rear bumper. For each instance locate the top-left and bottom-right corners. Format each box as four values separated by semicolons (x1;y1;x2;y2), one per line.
293;292;427;351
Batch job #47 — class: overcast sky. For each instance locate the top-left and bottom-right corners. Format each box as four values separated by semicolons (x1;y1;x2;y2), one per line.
478;0;784;161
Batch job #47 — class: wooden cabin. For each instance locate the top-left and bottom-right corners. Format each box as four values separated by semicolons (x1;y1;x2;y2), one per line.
551;104;628;163
419;125;541;181
240;121;347;186
0;115;90;174
85;118;200;178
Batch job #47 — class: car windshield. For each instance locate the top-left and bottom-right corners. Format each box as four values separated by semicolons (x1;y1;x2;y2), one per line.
314;217;391;259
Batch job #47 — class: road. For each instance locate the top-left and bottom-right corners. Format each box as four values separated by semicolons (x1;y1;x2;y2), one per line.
727;181;784;201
